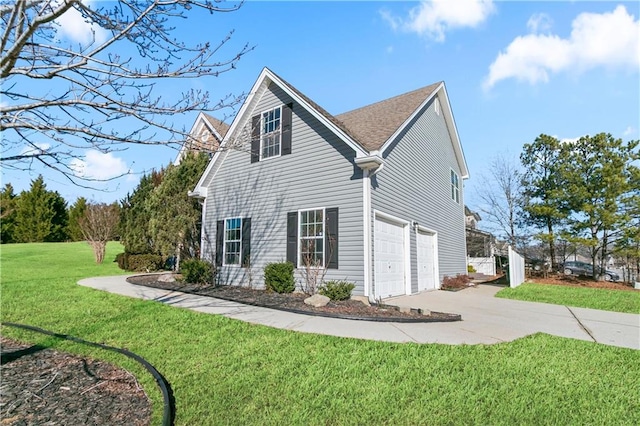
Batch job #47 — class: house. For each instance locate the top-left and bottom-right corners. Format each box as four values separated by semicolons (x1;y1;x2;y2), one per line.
174;112;229;165
189;67;469;299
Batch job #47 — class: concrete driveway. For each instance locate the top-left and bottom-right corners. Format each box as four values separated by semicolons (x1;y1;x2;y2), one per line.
384;284;640;350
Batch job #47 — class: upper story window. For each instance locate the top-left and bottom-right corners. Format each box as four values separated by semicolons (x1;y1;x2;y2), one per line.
260;107;281;160
224;217;242;265
299;208;325;267
450;169;460;204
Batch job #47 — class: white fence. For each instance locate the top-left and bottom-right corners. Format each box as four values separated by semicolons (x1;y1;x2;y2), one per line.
468;257;496;276
508;246;525;288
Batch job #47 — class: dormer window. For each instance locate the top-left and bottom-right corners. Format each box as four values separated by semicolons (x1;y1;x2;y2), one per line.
260;107;281;160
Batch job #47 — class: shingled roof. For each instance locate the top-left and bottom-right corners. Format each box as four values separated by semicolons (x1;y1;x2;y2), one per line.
201;113;229;139
335;83;441;151
271;70;441;152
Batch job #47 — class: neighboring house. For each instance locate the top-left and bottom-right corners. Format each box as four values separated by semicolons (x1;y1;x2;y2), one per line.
189;67;469;299
465;206;494;258
174;112;229;165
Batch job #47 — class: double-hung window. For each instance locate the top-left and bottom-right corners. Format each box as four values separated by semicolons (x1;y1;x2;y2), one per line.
299;209;324;267
450;169;460;204
224;218;242;265
260;107;281;160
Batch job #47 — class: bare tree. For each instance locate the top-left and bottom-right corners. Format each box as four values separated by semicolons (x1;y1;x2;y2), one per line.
473;154;526;250
79;202;120;263
1;0;251;186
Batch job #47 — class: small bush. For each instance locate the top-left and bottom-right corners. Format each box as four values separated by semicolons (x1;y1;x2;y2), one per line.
442;274;473;290
115;252;129;270
467;264;477;273
181;259;214;285
319;280;355;301
126;254;164;272
264;262;295;293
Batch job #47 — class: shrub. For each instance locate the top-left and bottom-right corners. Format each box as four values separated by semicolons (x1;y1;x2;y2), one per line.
264;262;295;293
115;252;129;270
181;259;214;285
467;264;477;273
319;280;355;301
126;254;164;272
442;274;473;290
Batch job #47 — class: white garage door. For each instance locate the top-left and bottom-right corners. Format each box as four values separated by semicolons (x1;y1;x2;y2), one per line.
374;216;406;298
417;231;437;291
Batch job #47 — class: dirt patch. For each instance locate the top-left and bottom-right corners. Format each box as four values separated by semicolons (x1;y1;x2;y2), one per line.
127;274;461;322
527;274;637;291
1;336;151;426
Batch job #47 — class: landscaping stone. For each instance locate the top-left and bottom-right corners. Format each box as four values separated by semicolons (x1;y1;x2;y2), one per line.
398;306;411;314
351;296;370;307
304;294;330;307
158;274;176;283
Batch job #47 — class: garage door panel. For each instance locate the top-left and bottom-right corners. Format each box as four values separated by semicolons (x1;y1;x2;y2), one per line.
417;231;437;291
374;216;406;298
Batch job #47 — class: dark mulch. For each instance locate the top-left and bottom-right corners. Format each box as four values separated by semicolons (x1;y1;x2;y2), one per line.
127;274;461;322
1;336;151;426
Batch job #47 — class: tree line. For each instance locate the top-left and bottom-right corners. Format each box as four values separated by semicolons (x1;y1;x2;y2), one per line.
1;152;209;266
474;132;639;280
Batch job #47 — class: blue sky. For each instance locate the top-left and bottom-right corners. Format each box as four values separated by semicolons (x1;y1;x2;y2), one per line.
3;1;639;208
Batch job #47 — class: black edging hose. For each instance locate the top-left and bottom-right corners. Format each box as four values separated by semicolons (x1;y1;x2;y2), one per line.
1;322;175;426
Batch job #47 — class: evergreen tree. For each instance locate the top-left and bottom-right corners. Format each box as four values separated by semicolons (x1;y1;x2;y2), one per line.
13;176;68;242
1;183;18;243
120;169;165;254
148;152;209;267
68;197;88;241
520;135;570;269
562;134;639;278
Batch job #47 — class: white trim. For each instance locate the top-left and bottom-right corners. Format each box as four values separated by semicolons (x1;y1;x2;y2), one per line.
362;170;371;298
258;105;283;161
415;225;440;291
222;217;243;267
297;207;326;269
373;210;412;298
199;192;207;260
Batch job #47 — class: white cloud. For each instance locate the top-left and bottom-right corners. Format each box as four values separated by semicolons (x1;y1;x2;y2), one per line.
70;150;130;180
484;5;640;90
55;0;108;46
623;126;636;136
527;13;553;34
560;136;580;145
20;143;51;156
382;0;495;42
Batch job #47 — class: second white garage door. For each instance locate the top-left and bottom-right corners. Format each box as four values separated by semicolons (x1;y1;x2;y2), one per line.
374;216;406;298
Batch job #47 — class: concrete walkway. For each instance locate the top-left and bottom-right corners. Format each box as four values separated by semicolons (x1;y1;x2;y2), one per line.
78;276;639;350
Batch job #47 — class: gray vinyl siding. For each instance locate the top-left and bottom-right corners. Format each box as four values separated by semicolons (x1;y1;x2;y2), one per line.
371;96;467;293
202;83;366;294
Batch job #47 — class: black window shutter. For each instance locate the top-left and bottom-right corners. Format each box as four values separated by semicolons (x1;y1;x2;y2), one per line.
241;217;251;267
286;212;298;267
281;103;293;156
325;207;338;269
215;220;224;267
251;114;260;163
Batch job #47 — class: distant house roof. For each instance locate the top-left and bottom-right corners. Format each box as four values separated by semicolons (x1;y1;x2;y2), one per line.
335;83;441;151
201;113;229;140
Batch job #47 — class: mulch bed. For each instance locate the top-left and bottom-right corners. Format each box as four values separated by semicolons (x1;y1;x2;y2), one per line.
1;336;151;426
527;274;637;291
127;274;461;322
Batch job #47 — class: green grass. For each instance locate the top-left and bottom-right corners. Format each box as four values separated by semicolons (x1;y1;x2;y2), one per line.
496;283;640;314
2;242;639;425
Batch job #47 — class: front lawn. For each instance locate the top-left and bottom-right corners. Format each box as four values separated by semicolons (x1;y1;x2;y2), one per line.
1;242;638;425
496;283;640;314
